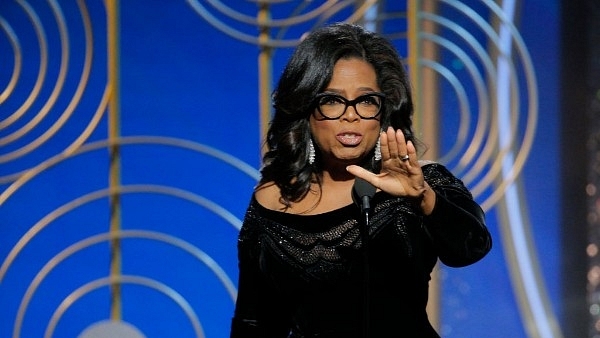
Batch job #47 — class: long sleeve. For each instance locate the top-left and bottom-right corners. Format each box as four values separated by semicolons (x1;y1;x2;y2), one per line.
230;204;292;338
421;164;492;267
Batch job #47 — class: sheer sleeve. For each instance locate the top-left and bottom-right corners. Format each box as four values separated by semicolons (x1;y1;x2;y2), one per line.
230;202;292;338
421;163;492;267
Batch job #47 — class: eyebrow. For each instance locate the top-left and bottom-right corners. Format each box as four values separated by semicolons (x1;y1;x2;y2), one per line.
321;87;380;95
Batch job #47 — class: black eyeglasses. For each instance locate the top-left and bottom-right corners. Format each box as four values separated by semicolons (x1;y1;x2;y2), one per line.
313;92;385;120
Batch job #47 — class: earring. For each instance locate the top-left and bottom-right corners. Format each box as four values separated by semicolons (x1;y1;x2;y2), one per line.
374;137;381;161
308;139;316;164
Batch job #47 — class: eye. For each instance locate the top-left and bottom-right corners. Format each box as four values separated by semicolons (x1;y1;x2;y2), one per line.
357;95;381;107
319;95;345;106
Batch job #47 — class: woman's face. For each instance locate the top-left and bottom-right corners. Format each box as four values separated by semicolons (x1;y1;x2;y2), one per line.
309;58;382;168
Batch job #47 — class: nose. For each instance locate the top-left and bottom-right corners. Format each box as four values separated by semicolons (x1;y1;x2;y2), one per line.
342;104;360;121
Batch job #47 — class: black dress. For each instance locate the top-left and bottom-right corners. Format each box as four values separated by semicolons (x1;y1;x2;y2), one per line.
230;163;492;338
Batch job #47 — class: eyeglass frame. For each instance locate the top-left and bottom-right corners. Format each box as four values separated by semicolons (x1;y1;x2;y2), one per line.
311;92;386;120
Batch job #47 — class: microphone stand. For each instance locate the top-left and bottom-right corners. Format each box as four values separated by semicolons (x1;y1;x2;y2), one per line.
360;195;371;338
352;178;376;338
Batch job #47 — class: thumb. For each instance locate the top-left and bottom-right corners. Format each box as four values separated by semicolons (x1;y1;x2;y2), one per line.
346;165;377;184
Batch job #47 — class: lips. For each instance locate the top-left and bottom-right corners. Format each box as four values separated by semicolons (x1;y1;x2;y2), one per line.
336;132;362;146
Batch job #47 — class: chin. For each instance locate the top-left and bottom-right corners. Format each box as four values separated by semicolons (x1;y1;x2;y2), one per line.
334;154;367;165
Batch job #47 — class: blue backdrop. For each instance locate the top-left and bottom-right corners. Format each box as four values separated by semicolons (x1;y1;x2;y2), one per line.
0;1;561;337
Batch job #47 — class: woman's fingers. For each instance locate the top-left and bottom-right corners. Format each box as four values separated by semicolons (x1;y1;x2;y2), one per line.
384;127;399;159
405;140;417;164
380;127;410;162
346;165;378;185
346;127;424;198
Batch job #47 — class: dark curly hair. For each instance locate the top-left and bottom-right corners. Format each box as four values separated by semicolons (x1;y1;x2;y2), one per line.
259;23;416;208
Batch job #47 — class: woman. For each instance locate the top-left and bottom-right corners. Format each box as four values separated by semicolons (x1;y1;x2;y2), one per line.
230;23;492;338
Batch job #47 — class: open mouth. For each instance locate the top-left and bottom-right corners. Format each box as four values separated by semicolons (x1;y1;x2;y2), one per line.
336;133;362;146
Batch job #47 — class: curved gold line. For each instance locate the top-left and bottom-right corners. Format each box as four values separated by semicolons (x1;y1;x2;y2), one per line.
43;275;205;338
186;0;378;48
431;2;552;337
374;10;408;22
437;15;505;190
296;3;353;35
0;0;105;181
417;32;492;178
418;13;498;182
0;185;244;281
276;1;379;46
58;0;97;155
0;0;96;163
200;0;338;27
420;0;536;212
342;0;379;24
0;0;70;145
419;59;472;165
471;63;524;205
0;84;108;184
482;1;550;335
479;25;539;211
62;83;109;156
0;136;260;205
469;65;520;196
0;0;48;130
12;229;235;338
495;180;557;338
457;57;520;201
435;0;539;211
479;72;537;211
0;16;22;105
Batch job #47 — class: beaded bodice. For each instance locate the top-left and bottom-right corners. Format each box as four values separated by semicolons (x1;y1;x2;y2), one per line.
240;192;424;285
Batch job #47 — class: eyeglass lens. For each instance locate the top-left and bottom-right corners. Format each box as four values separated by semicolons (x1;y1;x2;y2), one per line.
316;94;383;119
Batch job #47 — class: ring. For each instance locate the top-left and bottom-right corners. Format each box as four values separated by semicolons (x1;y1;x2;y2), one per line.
400;154;410;161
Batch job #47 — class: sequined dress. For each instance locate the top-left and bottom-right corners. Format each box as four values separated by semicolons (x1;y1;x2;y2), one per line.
230;163;492;338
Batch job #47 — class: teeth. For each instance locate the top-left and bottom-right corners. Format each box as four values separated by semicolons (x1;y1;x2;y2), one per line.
337;132;361;145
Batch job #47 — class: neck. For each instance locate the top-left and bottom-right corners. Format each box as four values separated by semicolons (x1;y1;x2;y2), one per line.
320;158;369;183
320;166;356;184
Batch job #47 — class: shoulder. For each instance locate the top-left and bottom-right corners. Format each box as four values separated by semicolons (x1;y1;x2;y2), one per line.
254;181;285;211
419;161;472;197
419;160;451;178
239;183;281;244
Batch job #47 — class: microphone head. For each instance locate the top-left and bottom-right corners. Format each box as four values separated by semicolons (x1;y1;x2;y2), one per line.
352;177;376;207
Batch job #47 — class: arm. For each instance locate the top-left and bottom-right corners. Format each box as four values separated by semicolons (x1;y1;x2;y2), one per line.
230;209;292;338
346;128;491;267
421;170;492;267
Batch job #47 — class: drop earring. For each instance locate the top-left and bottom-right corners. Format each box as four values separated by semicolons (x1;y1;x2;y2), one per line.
308;139;316;164
374;137;381;161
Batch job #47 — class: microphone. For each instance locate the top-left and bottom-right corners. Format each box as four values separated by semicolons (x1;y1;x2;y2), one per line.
352;177;376;214
352;177;376;338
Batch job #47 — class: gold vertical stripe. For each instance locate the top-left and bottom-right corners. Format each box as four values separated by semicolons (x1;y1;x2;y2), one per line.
407;0;421;132
408;0;441;330
419;1;439;162
257;3;272;156
106;0;122;321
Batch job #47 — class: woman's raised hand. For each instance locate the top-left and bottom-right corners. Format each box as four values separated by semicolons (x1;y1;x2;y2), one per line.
347;127;435;213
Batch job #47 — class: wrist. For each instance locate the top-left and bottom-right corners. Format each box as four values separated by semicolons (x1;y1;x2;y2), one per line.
419;183;436;215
